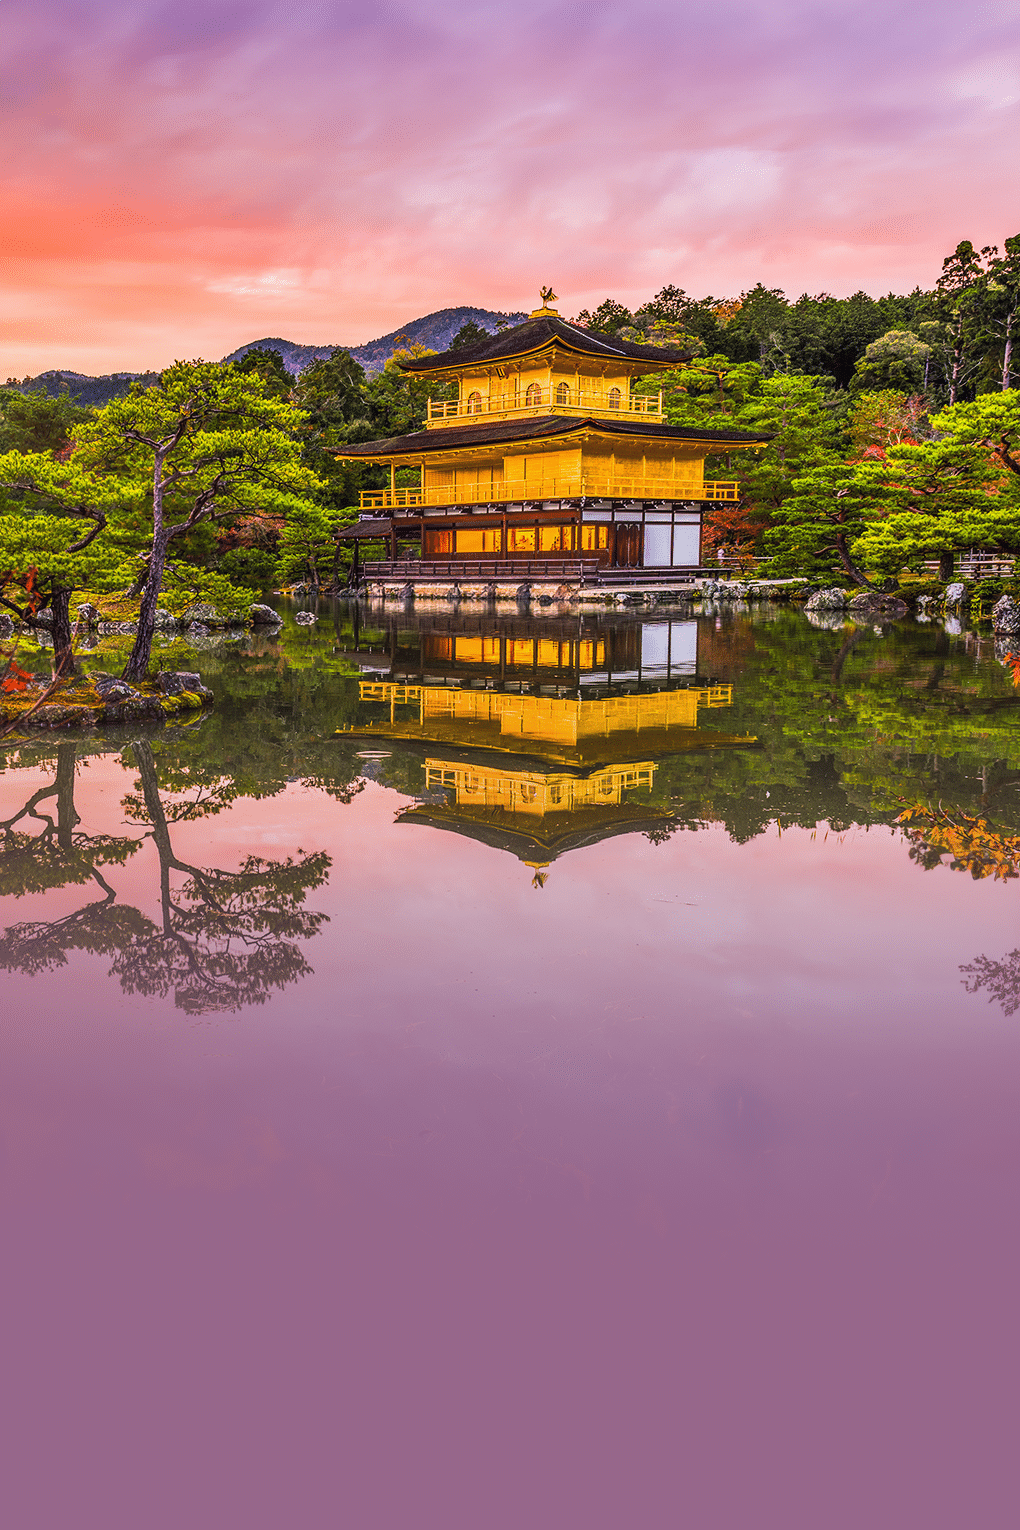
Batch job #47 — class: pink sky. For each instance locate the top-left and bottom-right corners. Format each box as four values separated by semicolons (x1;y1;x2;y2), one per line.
3;0;1019;376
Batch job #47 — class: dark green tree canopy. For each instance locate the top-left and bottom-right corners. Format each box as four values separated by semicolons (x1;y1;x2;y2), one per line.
0;385;90;456
448;320;491;350
572;299;634;335
292;349;367;430
233;346;295;398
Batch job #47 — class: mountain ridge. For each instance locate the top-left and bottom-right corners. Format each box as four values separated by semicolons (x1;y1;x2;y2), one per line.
13;306;528;405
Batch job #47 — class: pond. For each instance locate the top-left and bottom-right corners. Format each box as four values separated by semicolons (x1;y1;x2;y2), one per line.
3;600;1018;1529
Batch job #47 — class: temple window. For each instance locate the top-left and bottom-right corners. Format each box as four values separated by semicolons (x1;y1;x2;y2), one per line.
608;387;622;409
555;382;570;405
580;525;608;551
455;527;502;554
508;526;537;553
466;390;482;414
423;528;454;556
539;524;573;552
525;383;542;406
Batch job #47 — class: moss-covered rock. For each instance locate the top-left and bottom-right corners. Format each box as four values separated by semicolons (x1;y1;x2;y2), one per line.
0;670;213;733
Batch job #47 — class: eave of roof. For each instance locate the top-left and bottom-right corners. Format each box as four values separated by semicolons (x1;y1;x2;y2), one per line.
338;414;770;460
395;802;676;863
335;518;394;538
399;315;692;375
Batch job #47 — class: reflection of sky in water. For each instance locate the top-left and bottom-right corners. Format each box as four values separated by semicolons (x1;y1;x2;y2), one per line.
2;607;1018;1528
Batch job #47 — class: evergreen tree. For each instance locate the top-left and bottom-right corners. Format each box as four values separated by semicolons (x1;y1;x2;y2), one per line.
850;331;931;393
71;362;321;679
852;434;1011;580
571;299;634;334
985;236;1020;391
934;239;996;402
363;347;440;438
633;286;725;353
448;320;489;350
721;285;790;370
275;503;346;591
765;459;888;585
234;347;295;398
290;348;369;527
0;386;90;456
0;452;124;673
734;374;843;535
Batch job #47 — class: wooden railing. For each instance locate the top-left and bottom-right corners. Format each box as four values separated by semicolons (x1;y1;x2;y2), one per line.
427;389;664;424
360;478;739;510
921;554;1017;578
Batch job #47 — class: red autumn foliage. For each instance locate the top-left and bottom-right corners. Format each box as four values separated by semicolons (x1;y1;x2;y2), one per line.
1;661;35;694
702;503;761;566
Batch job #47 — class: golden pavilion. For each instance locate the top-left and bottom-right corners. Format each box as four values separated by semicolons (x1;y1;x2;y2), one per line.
337;292;768;579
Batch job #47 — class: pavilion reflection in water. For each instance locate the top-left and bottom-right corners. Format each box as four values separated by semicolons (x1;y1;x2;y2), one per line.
342;613;756;880
339;604;701;692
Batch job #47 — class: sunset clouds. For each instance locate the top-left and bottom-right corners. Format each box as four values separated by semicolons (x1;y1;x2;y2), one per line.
3;0;1019;373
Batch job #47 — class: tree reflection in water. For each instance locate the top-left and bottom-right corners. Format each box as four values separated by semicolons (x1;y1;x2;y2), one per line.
960;950;1020;1017
0;739;330;1013
894;806;1020;1018
0;740;146;972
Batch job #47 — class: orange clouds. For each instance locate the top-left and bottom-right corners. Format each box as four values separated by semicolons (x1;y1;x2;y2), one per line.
2;0;1019;374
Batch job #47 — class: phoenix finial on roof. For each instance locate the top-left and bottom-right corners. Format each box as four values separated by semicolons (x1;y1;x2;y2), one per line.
539;286;557;306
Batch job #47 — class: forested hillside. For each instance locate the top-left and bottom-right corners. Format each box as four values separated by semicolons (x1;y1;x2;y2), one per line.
223;307;526;376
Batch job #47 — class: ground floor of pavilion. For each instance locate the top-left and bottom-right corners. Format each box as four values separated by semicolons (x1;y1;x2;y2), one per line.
339;500;709;577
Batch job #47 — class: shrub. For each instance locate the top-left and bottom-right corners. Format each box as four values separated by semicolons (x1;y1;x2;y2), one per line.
219;547;277;592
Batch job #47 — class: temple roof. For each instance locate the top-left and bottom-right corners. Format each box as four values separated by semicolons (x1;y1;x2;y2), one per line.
396;801;677;864
339;414;769;460
399;315;692;375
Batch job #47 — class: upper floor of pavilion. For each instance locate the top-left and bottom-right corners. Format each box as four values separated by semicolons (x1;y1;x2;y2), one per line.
402;292;693;429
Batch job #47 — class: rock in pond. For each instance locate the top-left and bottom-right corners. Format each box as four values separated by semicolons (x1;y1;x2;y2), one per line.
91;672;141;699
804;587;847;611
249;603;282;626
846;591;909;618
944;581;969;609
294;611;317;625
992;595;1020;634
180;602;219;626
157;670;212;698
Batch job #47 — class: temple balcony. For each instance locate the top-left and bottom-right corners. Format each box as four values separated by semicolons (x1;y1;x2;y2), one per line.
359;477;739;510
426;388;665;427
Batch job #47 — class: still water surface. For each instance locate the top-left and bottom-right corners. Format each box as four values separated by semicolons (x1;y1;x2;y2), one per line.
2;602;1018;1528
